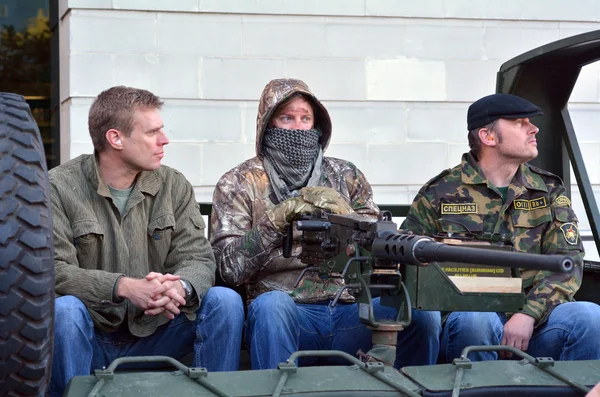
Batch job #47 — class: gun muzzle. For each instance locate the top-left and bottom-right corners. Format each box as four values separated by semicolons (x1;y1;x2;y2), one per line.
372;232;575;273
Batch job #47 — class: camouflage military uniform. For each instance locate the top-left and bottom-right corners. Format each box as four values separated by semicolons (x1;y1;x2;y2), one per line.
401;152;584;325
401;152;600;363
210;79;378;304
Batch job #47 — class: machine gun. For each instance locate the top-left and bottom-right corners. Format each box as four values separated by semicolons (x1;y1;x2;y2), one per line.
283;210;575;366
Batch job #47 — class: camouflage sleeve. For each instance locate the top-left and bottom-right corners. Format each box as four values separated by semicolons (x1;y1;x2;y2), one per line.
399;193;441;235
346;166;379;217
210;173;283;287
520;190;584;323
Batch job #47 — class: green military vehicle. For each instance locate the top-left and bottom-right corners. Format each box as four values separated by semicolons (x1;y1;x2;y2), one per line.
2;30;600;397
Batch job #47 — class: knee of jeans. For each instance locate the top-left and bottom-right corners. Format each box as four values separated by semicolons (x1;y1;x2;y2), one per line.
446;312;500;341
247;291;295;324
411;310;442;336
200;287;243;316
196;287;244;327
556;301;600;330
54;296;93;333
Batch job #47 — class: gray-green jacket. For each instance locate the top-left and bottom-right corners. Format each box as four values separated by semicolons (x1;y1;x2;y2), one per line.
50;154;215;337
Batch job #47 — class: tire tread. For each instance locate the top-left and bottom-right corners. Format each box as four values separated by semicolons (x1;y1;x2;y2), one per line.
0;93;55;397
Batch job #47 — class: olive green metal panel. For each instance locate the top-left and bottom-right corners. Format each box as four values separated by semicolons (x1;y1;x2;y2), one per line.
64;366;420;397
403;360;600;392
64;360;600;397
405;264;525;312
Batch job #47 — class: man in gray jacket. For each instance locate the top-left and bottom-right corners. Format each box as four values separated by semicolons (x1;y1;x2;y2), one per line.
49;86;243;397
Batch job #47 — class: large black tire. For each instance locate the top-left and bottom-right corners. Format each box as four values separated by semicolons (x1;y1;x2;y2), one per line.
0;93;55;396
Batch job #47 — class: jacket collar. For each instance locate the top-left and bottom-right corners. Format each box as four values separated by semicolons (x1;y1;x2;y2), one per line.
83;152;161;198
460;151;548;193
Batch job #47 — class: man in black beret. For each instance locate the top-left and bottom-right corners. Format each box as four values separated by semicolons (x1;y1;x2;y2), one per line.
401;93;600;362
466;93;543;155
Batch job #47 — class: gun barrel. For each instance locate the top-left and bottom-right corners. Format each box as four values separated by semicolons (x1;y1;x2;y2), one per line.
372;233;574;273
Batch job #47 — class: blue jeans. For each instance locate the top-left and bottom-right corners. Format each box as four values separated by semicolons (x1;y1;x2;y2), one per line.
245;290;441;369
50;286;244;397
441;301;600;362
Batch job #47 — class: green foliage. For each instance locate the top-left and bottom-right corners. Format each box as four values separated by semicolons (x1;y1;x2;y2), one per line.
0;9;51;95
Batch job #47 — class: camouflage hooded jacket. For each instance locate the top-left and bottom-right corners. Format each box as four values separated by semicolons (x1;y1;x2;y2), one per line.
210;79;379;304
401;152;584;325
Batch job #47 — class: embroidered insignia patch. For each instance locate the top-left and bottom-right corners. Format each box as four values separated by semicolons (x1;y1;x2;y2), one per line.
440;203;478;214
513;197;547;211
560;223;579;245
555;195;571;207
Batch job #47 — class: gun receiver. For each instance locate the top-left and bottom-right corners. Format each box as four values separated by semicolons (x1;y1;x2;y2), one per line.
293;218;573;273
284;210;575;326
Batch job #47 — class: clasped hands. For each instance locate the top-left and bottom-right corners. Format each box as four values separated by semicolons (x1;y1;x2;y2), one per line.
116;272;186;320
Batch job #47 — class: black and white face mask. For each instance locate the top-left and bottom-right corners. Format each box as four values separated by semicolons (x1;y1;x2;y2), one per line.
262;127;321;189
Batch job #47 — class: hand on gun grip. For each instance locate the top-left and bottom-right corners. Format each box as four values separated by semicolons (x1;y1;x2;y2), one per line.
265;197;317;231
266;187;354;231
300;186;354;215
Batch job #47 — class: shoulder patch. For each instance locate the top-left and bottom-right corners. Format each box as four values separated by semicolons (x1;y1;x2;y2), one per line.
560;222;579;245
554;195;571;207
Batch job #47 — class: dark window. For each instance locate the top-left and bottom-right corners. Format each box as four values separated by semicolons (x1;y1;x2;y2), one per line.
0;0;58;169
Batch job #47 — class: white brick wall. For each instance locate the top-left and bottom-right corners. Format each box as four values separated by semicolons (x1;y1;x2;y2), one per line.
365;142;448;185
324;20;406;58
366;59;446;101
59;1;600;259
69;10;157;54
288;59;367;100
69;53;114;97
325;102;407;144
570;104;600;141
570;62;600;102
483;21;561;61
114;54;201;98
444;60;501;101
161;143;204;186
199;143;256;184
162;100;246;143
157;14;242;56
199;0;366;16
366;0;446;18
403;22;485;60
242;17;327;57
407;103;467;143
200;58;286;100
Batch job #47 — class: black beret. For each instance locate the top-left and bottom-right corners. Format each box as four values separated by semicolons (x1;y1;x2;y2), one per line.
467;93;543;130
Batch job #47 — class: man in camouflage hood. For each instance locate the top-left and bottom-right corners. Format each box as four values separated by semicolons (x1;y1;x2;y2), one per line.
211;78;441;369
401;93;600;362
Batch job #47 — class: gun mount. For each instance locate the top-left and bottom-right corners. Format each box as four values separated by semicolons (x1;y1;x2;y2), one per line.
284;210;574;320
283;210;576;367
